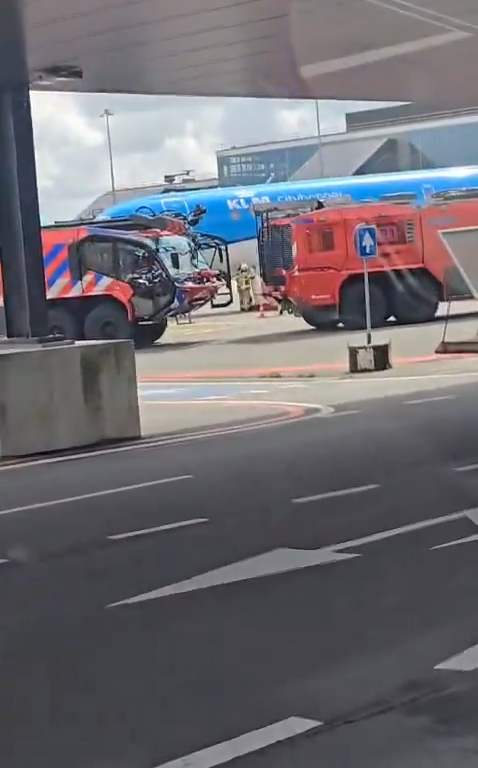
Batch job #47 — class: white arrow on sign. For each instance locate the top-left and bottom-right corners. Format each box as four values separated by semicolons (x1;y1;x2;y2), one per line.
362;231;375;254
107;509;474;608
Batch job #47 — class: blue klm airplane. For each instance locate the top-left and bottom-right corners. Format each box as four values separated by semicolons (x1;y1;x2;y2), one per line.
100;165;478;273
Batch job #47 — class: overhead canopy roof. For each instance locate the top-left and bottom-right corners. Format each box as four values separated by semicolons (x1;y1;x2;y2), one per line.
24;0;478;108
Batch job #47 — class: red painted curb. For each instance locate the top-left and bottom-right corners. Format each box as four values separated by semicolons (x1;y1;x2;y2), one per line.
140;352;478;381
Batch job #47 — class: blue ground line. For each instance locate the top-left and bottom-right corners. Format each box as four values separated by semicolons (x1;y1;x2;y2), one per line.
138;382;264;401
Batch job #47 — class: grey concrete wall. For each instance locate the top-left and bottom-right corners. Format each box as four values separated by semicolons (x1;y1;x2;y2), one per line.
0;339;140;457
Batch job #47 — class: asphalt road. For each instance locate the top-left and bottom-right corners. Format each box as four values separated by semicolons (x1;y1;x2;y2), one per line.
3;381;478;766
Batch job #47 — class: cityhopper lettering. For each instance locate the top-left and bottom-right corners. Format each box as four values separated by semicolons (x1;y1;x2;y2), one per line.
276;191;345;202
226;189;346;210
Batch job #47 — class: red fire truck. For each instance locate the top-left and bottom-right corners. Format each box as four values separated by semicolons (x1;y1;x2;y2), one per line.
0;209;232;346
254;190;477;329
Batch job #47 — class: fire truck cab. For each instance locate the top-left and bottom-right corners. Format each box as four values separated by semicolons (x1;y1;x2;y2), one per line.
254;191;477;330
0;210;233;347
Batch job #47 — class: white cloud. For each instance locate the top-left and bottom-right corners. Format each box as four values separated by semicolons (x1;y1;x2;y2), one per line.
30;92;395;223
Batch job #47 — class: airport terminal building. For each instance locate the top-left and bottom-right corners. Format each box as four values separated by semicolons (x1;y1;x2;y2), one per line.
216;103;478;186
78;103;478;219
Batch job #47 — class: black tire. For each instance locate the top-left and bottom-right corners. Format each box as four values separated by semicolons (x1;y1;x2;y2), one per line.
83;302;132;341
301;307;337;330
47;306;80;340
390;274;440;324
134;319;168;349
340;280;388;330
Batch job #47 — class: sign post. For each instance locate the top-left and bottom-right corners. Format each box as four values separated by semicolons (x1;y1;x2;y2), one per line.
354;223;378;345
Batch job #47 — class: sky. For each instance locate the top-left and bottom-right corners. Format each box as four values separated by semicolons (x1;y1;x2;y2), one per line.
31;92;396;223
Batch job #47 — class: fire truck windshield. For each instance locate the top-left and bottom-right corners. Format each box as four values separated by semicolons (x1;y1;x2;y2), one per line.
152;235;209;275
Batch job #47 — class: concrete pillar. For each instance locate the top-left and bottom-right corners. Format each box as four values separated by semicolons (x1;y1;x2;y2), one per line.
0;0;48;338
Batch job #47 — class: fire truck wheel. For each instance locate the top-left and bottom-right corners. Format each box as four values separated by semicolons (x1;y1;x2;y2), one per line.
83;302;132;341
340;280;388;330
301;307;336;329
47;307;80;340
134;319;168;348
390;276;440;324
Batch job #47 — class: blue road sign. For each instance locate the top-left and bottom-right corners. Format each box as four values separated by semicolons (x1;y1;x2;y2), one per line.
355;224;378;259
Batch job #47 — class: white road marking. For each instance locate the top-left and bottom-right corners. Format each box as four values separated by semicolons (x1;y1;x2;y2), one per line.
323;410;362;418
201;396;228;400
463;508;478;525
108;510;469;607
108;518;208;540
403;395;456;405
108;548;358;605
0;476;193;517
432;533;478;550
0;560;9;565
453;463;478;473
292;484;379;504
435;644;478;671
238;400;330;410
153;717;322;768
139;388;186;396
430;508;478;549
321;371;478;383
247;389;269;394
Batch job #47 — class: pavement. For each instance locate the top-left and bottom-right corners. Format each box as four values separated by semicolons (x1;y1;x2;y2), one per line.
136;301;478;381
4;377;478;766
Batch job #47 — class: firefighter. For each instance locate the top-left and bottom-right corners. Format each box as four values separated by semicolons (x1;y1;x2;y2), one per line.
235;263;254;311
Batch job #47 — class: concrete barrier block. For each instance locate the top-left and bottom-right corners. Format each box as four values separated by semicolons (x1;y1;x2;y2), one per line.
0;340;141;458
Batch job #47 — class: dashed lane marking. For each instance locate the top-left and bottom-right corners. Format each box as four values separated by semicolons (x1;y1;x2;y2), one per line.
0;476;193;516
153;717;323;768
292;484;380;504
108;518;208;541
453;463;478;473
403;395;457;405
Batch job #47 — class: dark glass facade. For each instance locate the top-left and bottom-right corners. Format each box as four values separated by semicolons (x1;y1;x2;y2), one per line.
217;118;478;185
357;120;478;175
217;143;319;186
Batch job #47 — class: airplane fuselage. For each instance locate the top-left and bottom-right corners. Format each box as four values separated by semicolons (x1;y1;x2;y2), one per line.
100;166;478;273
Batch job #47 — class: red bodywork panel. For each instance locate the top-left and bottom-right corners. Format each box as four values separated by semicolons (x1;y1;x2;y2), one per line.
0;225;221;317
281;200;478;309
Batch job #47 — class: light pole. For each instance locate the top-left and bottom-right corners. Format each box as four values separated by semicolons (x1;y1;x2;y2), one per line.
100;108;117;204
314;100;324;177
